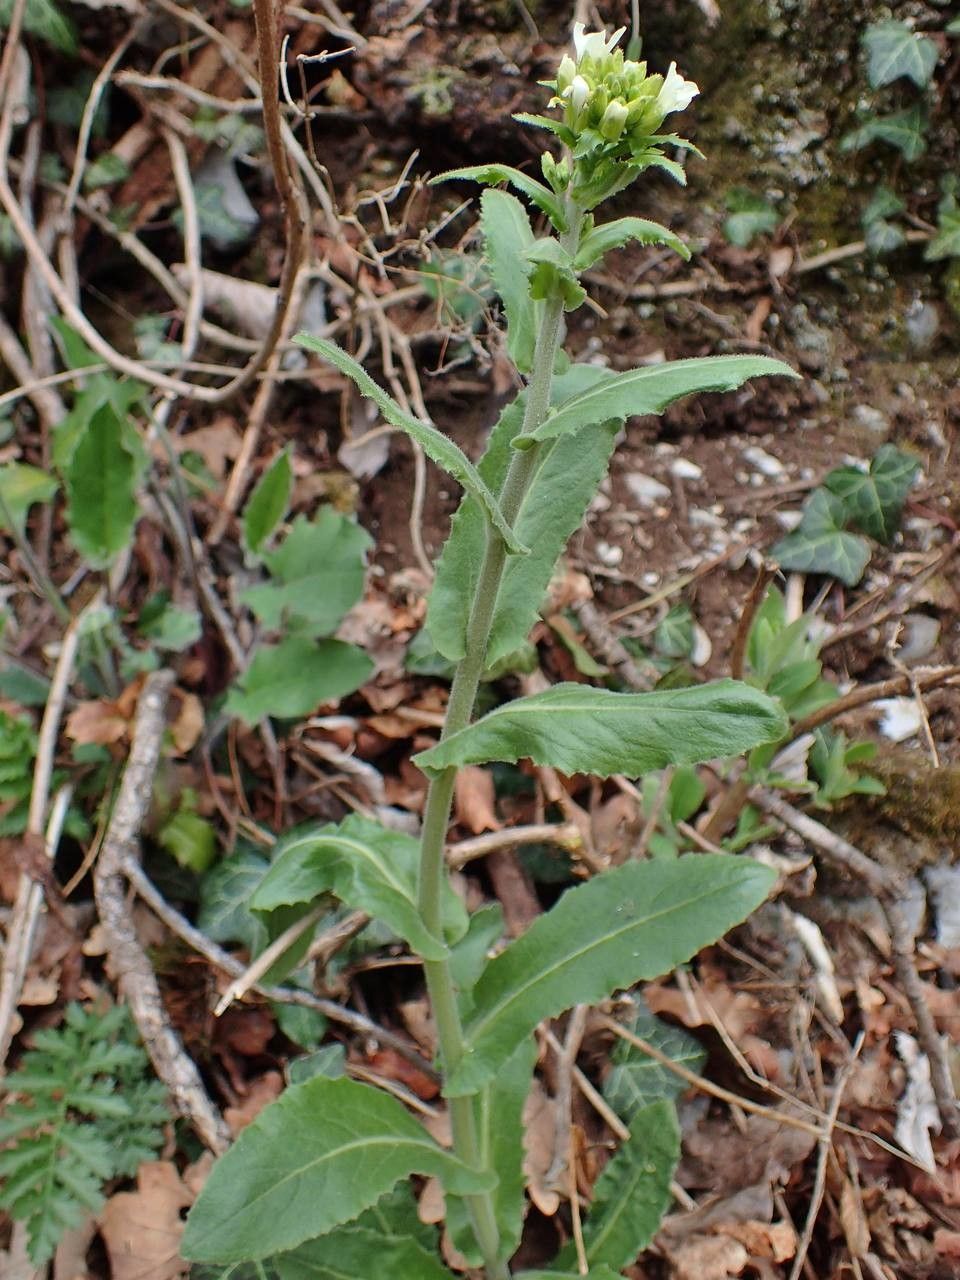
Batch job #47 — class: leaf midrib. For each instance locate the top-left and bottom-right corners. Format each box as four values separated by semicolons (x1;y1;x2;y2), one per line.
463;874;749;1052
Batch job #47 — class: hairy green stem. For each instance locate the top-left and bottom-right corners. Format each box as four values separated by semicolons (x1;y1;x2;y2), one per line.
417;203;579;1278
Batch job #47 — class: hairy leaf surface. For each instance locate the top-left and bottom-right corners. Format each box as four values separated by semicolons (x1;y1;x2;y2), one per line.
427;365;616;663
573;216;690;270
243;448;292;555
414;680;788;779
0;464;58;535
225;637;373;724
242;511;371;635
182;1077;494;1262
64;403;138;568
294;335;525;554
480;189;539;371
581;1101;679;1268
251;814;468;959
433;164;567;229
515;355;798;447
445;854;775;1095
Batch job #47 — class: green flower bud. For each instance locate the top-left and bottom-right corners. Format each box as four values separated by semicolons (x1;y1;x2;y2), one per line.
556;54;576;94
599;100;629;141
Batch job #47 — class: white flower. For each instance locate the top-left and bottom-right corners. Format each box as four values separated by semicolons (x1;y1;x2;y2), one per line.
563;74;591;117
572;22;626;63
653;62;699;117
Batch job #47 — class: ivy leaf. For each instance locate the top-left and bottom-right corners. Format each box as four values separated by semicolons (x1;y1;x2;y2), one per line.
840;106;927;162
771;489;872;586
64;402;139;568
250;814;468;960
480;189;540;373
925;197;960;262
573;216;690;270
242;512;371;636
293;335;526;555
445;854;775;1096
432;164;567;231
515;356;798;447
604;1005;706;1122
823;444;919;543
198;846;271;954
181;1076;495;1263
723;189;779;248
0;464;58;534
427;366;620;664
243;449;292;556
414;680;788;780
863;20;938;89
225;637;373;724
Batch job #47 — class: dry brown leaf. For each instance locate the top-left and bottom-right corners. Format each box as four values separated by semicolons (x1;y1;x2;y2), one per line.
99;1162;193;1280
417;1176;445;1224
934;1228;960;1258
668;1233;749;1280
170;692;204;754
523;1080;560;1217
455;766;499;834
840;1177;871;1257
224;1071;284;1135
178;420;240;479
53;1214;97;1280
65;699;129;746
721;1219;796;1263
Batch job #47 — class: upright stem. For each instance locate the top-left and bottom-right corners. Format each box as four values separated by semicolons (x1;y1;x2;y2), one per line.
417;201;579;1278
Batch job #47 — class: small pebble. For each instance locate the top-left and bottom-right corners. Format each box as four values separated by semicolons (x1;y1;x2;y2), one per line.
595;541;623;568
625;473;671;506
670;458;703;480
876;697;922;743
742;445;785;478
897;614;940;664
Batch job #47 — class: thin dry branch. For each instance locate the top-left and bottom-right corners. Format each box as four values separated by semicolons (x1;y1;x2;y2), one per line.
93;671;231;1154
754;788;960;1139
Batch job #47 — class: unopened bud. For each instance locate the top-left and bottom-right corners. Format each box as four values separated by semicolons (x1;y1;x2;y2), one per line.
556;54;576;93
564;74;591;118
599;100;629;141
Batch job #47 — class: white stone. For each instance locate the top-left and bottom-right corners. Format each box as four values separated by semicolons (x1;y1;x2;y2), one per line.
742;445;785;478
625;473;671;506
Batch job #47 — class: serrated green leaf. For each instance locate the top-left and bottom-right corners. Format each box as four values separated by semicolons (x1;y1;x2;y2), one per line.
181;1076;495;1263
0;464;58;534
137;600;202;652
0;0;77;52
450;903;505;1015
445;854;775;1096
244;449;292;556
63;402;138;568
574;216;689;270
287;1044;345;1085
414;680;788;780
823;445;919;543
432;164;567;231
581;1101;679;1268
242;511;371;635
427;365;617;663
83;152;130;192
515;356;798;447
925;200;960;262
251;814;467;960
771;489;872;586
603;1006;706;1121
292;336;525;555
840;106;927;162
273;1226;453;1280
225;637;373;725
863;20;938;89
198;846;271;953
480;189;540;372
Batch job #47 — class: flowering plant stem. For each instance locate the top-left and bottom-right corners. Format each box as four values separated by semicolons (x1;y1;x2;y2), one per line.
416;200;580;1277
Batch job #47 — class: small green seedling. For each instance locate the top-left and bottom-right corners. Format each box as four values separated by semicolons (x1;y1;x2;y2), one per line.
183;24;797;1278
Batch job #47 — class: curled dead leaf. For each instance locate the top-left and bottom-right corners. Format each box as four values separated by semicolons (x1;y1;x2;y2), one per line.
99;1161;193;1280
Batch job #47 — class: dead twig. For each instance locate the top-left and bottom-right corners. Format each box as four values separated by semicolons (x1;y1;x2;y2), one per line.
754;788;960;1138
93;671;231;1153
214;904;326;1016
787;1034;865;1280
447;822;583;869
123;858;438;1080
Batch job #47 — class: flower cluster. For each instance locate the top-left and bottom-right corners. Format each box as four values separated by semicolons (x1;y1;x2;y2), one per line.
551;23;698;148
